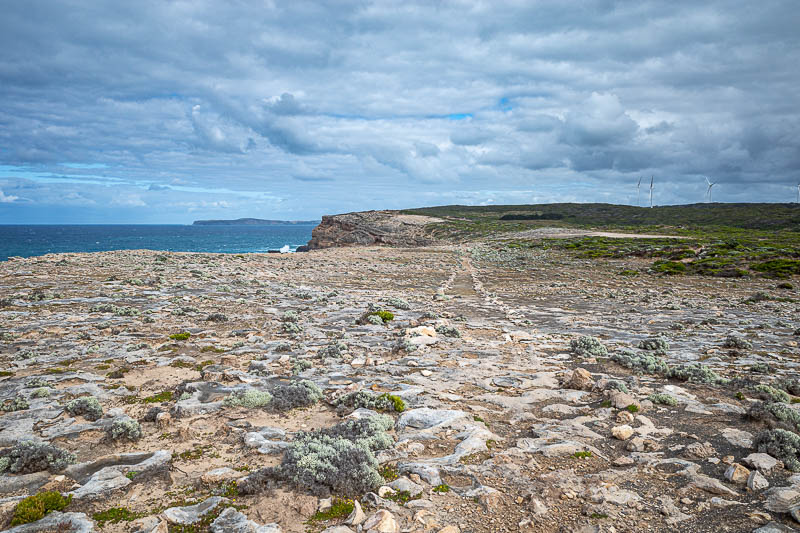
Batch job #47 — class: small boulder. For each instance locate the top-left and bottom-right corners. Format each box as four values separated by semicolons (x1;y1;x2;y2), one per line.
724;463;750;484
743;453;782;473
611;425;634;441
565;368;594;391
748;470;769;491
363;510;399;533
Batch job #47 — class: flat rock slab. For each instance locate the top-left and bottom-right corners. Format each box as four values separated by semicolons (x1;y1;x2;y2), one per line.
396;408;470;432
163;496;228;525
68;450;171;500
210;507;282;533
3;511;94;533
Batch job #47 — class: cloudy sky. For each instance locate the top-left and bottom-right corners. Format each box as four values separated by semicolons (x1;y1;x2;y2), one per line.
1;1;799;223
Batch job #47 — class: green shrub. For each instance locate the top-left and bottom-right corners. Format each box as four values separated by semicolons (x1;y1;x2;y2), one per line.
107;418;143;441
333;391;405;414
755;384;791;403
366;310;394;323
169;331;191;341
269;380;323;411
224;389;273;409
753;429;800;471
283;322;303;334
65;396;103;421
142;390;174;404
308;498;354;522
749;401;800;431
10;491;72;526
318;342;347;359
386;297;411;310
1;396;30;412
435;325;461;338
652;260;686;275
723;334;752;350
648;393;677;406
570;336;607;357
0;441;76;474
750;259;800;278
92;507;146;527
610;350;668;374
637;336;669;354
239;415;394;497
667;363;728;385
291;358;313;375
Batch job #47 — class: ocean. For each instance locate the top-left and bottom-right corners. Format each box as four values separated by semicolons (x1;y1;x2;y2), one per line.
0;224;316;261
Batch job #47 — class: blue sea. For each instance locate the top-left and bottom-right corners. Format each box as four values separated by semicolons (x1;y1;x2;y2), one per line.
0;224;317;261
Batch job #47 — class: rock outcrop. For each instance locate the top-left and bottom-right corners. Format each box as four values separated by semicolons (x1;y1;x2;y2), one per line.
306;210;441;249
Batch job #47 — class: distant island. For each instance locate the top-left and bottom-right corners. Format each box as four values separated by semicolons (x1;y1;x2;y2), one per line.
192;218;319;226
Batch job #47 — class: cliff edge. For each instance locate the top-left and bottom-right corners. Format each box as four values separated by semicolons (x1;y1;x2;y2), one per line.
305;210;442;249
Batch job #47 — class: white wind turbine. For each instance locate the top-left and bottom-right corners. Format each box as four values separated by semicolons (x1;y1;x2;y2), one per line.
705;177;717;203
649;176;654;208
796;183;800;203
637;177;642;206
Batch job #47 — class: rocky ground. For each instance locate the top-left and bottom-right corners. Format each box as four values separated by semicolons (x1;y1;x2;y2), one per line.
1;240;800;533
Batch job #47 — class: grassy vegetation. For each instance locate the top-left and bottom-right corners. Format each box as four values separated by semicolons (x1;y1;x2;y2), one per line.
399;203;800;278
402;202;800;233
307;498;354;522
11;492;72;526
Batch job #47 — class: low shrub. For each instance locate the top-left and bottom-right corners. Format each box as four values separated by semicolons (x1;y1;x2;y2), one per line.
1;396;30;412
570;336;607;357
753;429;800;471
10;491;72;526
65;396;103;421
239;415;394;497
269;380;323;411
224;389;273;409
333;391;406;415
107;418;143;441
610;349;668;374
0;441;76;474
637;336;669;354
755;384;791;403
435;325;461;338
648;393;678;406
723;334;752;350
667;363;728;385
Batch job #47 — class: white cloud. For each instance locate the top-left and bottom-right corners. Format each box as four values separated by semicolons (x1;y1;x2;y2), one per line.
0;189;19;203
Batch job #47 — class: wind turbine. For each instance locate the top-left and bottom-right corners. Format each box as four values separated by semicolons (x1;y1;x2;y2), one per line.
797;183;800;203
705;177;716;203
649;176;654;208
637;177;642;206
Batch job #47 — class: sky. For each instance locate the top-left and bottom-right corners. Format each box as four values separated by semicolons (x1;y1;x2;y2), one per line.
1;1;799;223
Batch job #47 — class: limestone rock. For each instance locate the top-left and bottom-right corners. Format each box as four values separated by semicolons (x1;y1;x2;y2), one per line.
611;425;634;441
209;507;282;533
725;463;751;484
202;467;242;484
363;509;400;533
565;368;593;391
2;512;94;533
163;496;227;525
345;500;366;525
306;211;439;249
748;471;769;491
744;453;782;473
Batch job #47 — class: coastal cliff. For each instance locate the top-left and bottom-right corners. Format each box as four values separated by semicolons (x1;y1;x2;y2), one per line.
305;210;442;249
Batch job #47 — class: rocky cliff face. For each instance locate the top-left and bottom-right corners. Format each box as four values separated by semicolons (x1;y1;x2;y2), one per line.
305;210;442;249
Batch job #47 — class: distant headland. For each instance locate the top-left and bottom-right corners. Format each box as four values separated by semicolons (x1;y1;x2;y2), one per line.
192;218;319;226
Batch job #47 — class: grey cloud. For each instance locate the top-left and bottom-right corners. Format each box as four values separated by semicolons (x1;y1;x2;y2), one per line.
0;1;798;222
